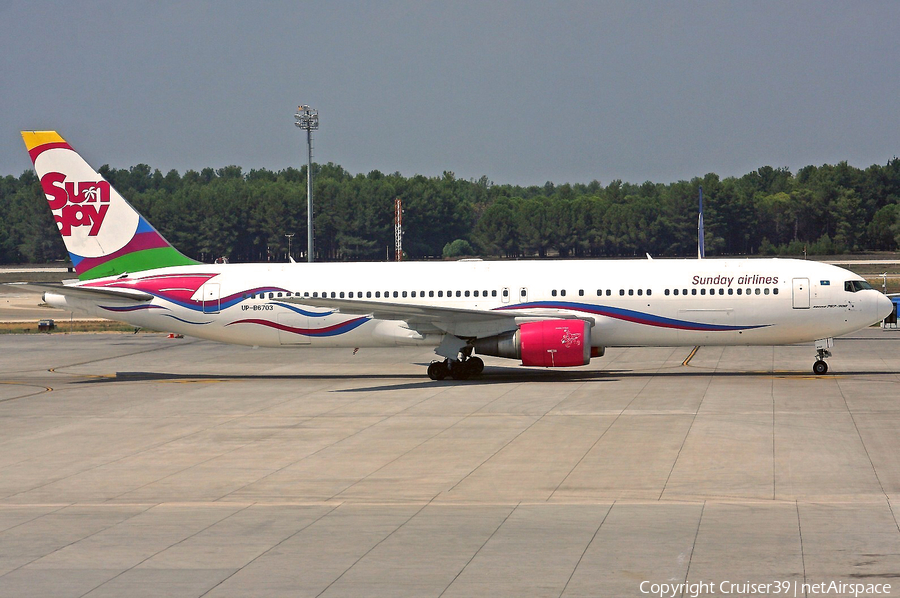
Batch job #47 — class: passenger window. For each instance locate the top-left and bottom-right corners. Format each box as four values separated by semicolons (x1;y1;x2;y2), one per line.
606;290;611;296
456;291;462;297
367;291;372;298
429;291;434;297
331;292;336;298
438;291;443;297
728;289;733;295
552;290;557;297
502;289;508;297
393;291;399;298
483;290;488;296
375;291;381;298
628;289;634;296
674;289;679;296
755;288;761;295
647;289;652;296
665;289;670;296
411;291;416;298
773;288;779;295
561;290;566;297
402;291;407;298
597;289;602;296
691;289;697;296
700;289;706;296
465;290;470;297
340;292;345;298
619;289;625;296
579;289;584;296
492;290;497;297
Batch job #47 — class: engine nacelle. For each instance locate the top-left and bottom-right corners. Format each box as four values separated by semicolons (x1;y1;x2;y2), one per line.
474;320;593;367
42;292;70;310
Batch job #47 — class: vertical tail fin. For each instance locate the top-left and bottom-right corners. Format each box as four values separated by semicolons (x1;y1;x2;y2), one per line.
698;185;705;259
22;131;199;280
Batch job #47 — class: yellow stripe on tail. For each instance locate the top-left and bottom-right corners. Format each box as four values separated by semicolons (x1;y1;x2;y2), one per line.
21;131;66;152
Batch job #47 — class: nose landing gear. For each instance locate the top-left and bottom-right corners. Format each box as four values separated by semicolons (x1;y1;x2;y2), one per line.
812;338;833;375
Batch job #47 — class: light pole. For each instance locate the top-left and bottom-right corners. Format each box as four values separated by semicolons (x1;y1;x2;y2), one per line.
285;233;294;262
294;105;319;262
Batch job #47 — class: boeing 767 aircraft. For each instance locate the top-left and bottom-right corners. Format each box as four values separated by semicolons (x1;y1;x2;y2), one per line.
12;131;894;379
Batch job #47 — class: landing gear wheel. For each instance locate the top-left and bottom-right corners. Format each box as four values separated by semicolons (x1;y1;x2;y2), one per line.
427;361;449;380
450;361;471;380
468;356;484;375
812;360;828;375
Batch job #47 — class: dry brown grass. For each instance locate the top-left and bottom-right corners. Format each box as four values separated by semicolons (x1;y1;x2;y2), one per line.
0;320;158;334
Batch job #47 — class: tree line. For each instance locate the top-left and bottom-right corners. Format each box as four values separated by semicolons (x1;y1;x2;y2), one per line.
1;158;899;265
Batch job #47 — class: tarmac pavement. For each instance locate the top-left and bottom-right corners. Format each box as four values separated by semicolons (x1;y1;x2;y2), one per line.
0;329;899;597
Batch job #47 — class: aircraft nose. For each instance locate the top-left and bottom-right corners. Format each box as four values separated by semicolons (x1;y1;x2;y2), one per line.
877;293;895;321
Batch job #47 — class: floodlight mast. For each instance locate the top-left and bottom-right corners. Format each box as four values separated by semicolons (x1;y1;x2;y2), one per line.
294;105;319;262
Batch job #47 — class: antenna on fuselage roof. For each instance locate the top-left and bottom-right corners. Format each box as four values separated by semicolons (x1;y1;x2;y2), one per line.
698;186;706;259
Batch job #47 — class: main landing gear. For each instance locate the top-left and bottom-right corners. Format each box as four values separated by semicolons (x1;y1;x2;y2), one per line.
427;356;484;381
812;337;833;375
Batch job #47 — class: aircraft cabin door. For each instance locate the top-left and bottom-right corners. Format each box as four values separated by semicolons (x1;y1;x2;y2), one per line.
201;283;220;314
501;287;510;304
519;287;529;304
792;278;810;309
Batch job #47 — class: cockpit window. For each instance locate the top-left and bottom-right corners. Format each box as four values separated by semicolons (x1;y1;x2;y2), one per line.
844;280;873;293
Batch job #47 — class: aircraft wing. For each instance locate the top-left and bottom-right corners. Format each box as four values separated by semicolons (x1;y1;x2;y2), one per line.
2;282;154;302
286;296;588;338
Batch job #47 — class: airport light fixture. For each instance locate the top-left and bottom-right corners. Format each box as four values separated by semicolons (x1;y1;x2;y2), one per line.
294;105;319;262
285;233;294;262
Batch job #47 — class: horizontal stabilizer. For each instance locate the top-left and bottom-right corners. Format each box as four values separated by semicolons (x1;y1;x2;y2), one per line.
3;282;153;302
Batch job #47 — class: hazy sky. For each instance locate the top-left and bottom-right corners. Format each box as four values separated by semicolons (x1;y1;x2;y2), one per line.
2;1;898;186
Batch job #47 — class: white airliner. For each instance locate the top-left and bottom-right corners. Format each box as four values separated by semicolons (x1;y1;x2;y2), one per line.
14;131;894;379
